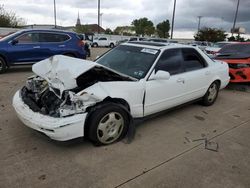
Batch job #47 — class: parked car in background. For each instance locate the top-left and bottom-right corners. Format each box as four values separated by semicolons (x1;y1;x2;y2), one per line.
13;42;229;145
147;38;168;43
92;37;117;48
215;42;250;82
205;41;237;57
78;34;93;57
189;41;211;51
129;37;147;42
0;29;86;73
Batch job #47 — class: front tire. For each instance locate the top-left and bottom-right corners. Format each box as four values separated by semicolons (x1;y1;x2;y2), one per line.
87;103;129;145
0;56;7;74
202;81;220;106
93;43;98;48
110;43;114;48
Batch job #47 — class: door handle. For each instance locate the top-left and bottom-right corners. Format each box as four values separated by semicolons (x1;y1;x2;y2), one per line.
33;46;40;49
177;78;185;83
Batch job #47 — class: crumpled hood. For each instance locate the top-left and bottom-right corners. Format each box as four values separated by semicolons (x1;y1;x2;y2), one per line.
32;55;98;93
32;55;136;96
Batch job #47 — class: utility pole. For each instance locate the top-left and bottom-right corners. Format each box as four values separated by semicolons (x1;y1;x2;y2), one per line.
170;0;176;39
197;16;202;32
54;0;57;28
231;0;240;36
98;0;100;33
100;13;103;27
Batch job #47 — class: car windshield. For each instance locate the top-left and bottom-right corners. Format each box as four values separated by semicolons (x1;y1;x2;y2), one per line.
219;44;250;54
96;45;160;79
0;30;22;41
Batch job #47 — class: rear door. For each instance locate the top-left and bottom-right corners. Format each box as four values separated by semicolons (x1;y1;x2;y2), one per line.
180;48;212;100
38;32;71;58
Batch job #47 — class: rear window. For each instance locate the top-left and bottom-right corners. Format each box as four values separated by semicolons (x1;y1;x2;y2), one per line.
219;44;250;54
38;33;70;42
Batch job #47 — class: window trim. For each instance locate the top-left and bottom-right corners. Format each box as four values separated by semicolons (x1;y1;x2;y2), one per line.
14;31;72;44
151;48;185;76
146;47;209;81
181;47;208;72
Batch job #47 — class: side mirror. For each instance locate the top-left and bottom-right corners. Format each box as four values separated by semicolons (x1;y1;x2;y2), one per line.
11;39;18;45
151;70;170;80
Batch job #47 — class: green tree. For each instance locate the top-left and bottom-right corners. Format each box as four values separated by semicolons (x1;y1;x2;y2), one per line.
132;17;155;36
228;34;245;42
0;5;25;27
156;19;170;38
73;25;90;34
194;27;227;42
113;26;135;36
105;28;113;34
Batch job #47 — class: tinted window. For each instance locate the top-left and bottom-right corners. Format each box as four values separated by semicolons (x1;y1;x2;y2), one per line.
129;38;137;41
39;33;70;42
155;49;183;75
99;38;107;40
182;48;206;71
17;33;39;44
219;44;250;54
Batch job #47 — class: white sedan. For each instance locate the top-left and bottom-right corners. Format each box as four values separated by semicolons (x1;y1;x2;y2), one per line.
13;42;230;145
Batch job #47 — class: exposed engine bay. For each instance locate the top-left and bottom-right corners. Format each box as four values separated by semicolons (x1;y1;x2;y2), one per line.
21;67;134;118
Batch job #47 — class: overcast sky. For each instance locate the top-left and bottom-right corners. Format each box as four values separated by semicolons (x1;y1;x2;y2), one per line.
1;0;250;38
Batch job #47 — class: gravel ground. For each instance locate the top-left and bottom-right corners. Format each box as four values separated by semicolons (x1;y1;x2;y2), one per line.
0;48;250;188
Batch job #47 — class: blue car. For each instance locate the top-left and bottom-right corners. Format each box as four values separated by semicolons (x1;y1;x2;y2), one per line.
0;29;86;73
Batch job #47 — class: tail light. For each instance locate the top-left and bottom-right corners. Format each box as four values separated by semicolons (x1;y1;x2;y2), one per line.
78;40;84;47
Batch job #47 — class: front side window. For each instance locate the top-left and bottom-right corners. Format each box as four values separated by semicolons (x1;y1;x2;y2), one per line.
96;45;160;79
17;33;39;44
155;49;183;75
99;38;107;41
182;48;206;71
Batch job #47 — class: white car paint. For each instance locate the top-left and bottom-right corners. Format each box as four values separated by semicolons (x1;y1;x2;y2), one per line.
13;43;230;141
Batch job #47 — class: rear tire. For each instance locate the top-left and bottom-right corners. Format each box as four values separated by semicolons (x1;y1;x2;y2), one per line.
93;43;98;48
0;56;7;74
110;43;114;48
202;81;220;106
87;103;129;146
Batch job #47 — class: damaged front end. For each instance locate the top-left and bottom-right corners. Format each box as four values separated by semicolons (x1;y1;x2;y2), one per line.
21;75;100;118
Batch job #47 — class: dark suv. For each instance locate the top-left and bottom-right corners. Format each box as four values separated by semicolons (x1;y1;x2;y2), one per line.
0;29;86;73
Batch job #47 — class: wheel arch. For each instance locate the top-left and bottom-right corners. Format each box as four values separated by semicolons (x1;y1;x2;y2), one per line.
0;53;9;67
84;97;131;138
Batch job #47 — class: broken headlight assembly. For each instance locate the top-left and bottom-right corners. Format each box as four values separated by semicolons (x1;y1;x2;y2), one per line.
58;91;100;117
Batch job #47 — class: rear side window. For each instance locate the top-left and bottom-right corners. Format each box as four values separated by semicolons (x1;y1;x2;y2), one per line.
182;48;206;71
17;33;39;44
38;33;70;42
155;49;183;75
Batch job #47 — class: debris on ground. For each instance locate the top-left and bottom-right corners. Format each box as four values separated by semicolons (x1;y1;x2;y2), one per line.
193;138;219;152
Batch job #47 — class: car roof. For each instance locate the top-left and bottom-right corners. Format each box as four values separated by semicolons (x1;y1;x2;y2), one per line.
122;41;196;50
18;29;77;35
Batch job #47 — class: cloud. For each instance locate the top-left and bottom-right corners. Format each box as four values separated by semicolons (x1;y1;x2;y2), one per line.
0;0;249;38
